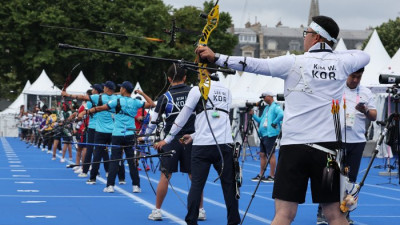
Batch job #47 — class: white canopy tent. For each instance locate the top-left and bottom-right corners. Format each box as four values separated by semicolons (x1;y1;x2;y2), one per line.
361;30;391;87
0;81;31;137
23;70;61;110
65;71;92;95
334;38;347;51
131;82;143;99
219;71;284;108
1;81;31;115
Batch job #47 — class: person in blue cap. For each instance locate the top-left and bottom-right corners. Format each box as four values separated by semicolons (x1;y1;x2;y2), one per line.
63;81;117;184
86;81;155;193
78;84;102;178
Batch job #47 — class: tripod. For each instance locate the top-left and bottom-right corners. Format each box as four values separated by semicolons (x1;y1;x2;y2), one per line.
376;91;400;185
236;107;257;165
240;131;281;225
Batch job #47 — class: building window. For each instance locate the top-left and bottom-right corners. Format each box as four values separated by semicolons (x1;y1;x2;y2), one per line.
267;40;277;50
243;51;253;57
239;34;256;43
289;40;301;51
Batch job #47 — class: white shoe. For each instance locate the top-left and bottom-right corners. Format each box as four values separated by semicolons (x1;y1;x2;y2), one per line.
78;173;88;177
103;186;114;193
148;208;162;221
60;158;65;163
72;166;80;171
68;158;72;161
74;168;82;174
198;208;207;221
133;185;141;193
119;180;126;185
51;157;56;160
47;150;51;154
41;148;46;152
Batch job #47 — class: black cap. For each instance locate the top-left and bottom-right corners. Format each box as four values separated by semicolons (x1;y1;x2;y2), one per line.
118;81;134;93
102;81;116;91
91;84;103;93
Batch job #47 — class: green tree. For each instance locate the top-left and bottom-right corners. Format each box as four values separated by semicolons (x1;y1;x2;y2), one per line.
0;0;237;101
362;17;400;57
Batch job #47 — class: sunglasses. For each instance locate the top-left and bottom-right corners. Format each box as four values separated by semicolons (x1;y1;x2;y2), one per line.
303;30;318;38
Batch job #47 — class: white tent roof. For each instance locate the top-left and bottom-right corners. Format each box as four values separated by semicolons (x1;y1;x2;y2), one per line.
65;71;92;95
24;70;61;95
361;30;391;87
334;38;347;51
1;80;31;115
219;71;284;107
131;82;143;98
380;47;400;76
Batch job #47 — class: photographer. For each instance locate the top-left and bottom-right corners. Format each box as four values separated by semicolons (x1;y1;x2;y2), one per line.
249;91;283;182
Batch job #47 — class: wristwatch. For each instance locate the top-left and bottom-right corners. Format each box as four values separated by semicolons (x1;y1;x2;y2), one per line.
214;53;220;63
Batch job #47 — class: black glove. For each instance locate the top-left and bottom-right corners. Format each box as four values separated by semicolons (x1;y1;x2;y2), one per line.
271;123;277;129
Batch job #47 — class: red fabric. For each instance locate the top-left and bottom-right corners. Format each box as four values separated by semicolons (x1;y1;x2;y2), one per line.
134;107;147;132
78;105;88;134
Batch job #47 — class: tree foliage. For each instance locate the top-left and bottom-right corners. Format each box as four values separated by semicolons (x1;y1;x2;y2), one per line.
362;17;400;57
375;17;400;57
0;0;237;100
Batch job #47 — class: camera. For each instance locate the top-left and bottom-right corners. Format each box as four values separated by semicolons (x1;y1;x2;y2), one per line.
277;94;285;101
245;102;260;108
379;74;400;84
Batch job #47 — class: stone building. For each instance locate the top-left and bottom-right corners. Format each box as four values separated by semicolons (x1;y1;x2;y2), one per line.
230;0;373;58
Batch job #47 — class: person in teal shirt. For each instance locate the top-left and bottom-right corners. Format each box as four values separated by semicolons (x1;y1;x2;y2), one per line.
88;81;155;193
250;91;283;182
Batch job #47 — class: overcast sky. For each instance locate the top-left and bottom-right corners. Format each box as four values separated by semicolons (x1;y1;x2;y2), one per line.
162;0;400;30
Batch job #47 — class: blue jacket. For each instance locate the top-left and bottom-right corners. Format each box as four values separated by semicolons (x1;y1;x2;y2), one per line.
253;101;283;137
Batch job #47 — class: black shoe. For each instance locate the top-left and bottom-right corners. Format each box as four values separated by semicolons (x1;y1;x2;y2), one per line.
251;174;264;182
86;179;96;185
347;212;354;225
316;206;328;225
262;176;274;183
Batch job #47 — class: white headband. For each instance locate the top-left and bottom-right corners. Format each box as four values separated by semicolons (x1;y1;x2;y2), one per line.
309;21;337;43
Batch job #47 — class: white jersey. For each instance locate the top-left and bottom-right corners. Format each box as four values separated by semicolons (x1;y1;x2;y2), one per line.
216;43;370;146
342;85;376;143
165;81;233;145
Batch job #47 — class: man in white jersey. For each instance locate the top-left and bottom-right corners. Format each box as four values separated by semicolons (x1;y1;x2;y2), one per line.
155;74;240;225
196;15;370;225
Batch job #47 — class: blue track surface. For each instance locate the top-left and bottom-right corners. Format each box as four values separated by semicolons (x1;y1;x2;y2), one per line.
1;137;399;225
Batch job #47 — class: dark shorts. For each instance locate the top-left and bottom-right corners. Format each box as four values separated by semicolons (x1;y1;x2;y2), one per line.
78;133;87;148
64;136;73;142
260;136;278;155
272;143;340;204
160;136;192;174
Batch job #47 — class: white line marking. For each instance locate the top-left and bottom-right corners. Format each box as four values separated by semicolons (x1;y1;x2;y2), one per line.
362;192;400;201
97;176;186;225
15;181;34;184
140;174;273;224
9;161;21;163
242;192;274;202
21;201;47;204
354;215;400;218
17;190;39;193
11;170;27;172
12;175;30;177
0;195;130;198
364;183;400;192
9;165;23;168
25;215;56;219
